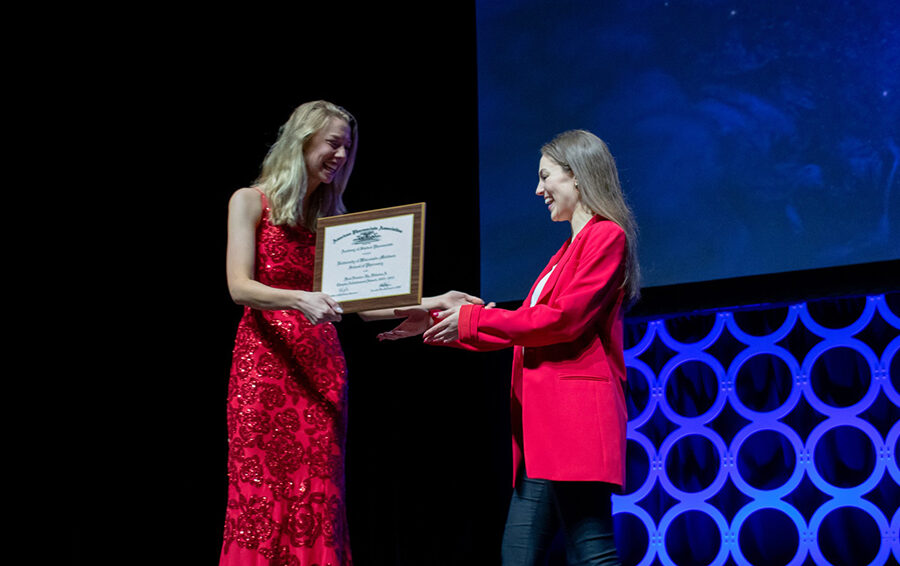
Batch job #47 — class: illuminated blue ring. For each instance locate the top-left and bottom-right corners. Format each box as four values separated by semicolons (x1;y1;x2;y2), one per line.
729;422;805;500
617;293;896;564
657;312;728;352
892;506;899;563
656;502;730;566
618;430;660;502
724;305;800;345
805;417;886;497
727;345;802;421
807;498;891;566
625;359;659;428
609;504;658;566
729;501;809;566
625;320;660;358
800;339;880;418
886;420;900;486
658;428;729;502
875;294;900;329
797;297;877;338
881;335;900;406
657;352;728;426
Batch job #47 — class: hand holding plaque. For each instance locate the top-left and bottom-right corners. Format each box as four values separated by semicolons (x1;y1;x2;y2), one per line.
313;203;425;313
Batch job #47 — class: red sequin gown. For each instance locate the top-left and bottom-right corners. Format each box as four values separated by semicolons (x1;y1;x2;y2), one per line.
220;190;352;566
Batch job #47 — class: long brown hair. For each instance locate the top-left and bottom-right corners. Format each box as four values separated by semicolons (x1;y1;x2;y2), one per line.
541;129;641;302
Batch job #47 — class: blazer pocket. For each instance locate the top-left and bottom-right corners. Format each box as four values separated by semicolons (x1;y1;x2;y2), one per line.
559;374;610;382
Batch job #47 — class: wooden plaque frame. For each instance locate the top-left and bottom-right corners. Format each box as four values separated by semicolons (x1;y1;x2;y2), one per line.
313;203;425;313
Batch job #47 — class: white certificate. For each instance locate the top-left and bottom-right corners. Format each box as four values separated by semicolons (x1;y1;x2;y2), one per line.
314;203;425;313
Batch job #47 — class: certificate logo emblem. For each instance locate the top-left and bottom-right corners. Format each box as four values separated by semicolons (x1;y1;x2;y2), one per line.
352;229;382;244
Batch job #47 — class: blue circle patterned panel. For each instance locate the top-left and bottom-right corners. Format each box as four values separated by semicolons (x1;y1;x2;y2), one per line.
615;293;899;566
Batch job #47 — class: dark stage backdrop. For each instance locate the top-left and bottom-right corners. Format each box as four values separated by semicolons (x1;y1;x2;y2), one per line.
123;5;516;566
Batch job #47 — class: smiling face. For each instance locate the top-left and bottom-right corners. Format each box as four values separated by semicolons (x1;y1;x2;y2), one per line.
304;116;353;192
536;154;581;222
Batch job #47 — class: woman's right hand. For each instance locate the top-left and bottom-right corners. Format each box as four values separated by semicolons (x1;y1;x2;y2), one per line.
294;291;343;324
423;306;461;344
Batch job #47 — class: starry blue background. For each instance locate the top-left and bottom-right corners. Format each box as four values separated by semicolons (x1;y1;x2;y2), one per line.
477;0;900;303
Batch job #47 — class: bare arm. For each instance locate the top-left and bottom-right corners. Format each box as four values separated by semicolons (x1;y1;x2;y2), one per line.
357;290;486;322
226;187;342;324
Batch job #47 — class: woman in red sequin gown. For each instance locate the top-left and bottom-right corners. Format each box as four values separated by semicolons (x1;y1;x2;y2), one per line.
221;101;484;565
220;101;358;566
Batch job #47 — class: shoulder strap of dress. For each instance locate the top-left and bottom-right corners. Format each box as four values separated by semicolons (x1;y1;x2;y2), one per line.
252;186;270;210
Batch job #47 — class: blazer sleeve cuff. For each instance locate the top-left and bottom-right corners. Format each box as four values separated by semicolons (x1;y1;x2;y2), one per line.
458;304;482;344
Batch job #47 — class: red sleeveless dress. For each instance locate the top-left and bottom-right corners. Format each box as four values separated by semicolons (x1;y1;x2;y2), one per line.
220;189;351;566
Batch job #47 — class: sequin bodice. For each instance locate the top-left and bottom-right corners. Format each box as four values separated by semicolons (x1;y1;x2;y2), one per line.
254;210;317;292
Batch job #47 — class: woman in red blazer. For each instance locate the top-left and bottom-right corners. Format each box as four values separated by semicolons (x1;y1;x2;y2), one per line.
383;130;639;565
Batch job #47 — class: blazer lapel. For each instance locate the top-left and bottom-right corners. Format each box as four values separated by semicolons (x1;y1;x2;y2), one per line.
532;216;602;305
522;240;569;307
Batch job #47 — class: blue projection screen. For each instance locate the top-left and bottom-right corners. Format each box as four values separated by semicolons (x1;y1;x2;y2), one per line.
476;0;899;304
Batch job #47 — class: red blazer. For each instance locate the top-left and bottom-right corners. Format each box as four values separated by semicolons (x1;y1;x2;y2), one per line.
457;216;628;488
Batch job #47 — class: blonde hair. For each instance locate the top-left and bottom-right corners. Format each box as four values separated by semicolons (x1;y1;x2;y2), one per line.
541;129;641;302
255;100;358;228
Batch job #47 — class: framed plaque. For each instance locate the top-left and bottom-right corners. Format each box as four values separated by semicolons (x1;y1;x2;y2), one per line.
313;203;425;313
